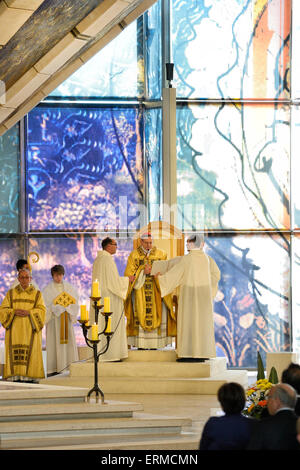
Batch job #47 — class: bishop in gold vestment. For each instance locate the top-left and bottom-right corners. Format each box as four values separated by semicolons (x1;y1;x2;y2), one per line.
124;234;176;349
0;269;46;381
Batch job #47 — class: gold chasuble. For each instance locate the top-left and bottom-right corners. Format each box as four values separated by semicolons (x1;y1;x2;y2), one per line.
53;291;76;344
0;285;46;380
124;246;176;337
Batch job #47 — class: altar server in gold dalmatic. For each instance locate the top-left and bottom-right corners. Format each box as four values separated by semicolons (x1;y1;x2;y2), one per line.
0;268;46;382
42;265;79;376
124;233;176;349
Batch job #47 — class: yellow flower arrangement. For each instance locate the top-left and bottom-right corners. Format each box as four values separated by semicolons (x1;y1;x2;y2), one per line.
243;378;273;419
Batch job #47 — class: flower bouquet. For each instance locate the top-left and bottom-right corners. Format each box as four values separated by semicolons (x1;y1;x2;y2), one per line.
243;351;278;419
243;378;273;419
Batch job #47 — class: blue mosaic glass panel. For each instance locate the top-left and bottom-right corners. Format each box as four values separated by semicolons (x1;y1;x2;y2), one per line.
291;105;300;229
176;103;290;231
145;0;162;100
145;107;162;221
204;232;290;368
26;106;144;232
171;0;290;99
0;124;20;233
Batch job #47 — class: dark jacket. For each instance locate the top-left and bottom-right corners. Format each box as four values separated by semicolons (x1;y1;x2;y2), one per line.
199;413;254;450
247;409;300;450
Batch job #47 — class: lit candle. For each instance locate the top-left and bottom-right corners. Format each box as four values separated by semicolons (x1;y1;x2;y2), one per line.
92;279;100;297
105;316;111;333
103;297;110;313
91;322;98;341
80;305;88;321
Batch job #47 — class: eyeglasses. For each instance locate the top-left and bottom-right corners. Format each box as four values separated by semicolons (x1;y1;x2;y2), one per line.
109;243;117;246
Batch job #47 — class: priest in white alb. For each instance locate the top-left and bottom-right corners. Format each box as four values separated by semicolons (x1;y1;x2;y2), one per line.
42;265;79;376
91;237;139;362
150;234;220;362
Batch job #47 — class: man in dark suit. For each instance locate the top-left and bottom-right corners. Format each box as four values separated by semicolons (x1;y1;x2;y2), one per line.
281;363;300;416
199;382;254;450
247;383;300;450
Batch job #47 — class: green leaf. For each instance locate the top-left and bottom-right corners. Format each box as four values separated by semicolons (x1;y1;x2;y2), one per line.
257;350;265;380
268;366;279;384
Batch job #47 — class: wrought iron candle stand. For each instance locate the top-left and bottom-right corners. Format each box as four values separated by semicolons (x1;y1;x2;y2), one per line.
79;296;113;404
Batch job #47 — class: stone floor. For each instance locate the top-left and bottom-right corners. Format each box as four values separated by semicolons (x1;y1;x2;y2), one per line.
105;392;221;443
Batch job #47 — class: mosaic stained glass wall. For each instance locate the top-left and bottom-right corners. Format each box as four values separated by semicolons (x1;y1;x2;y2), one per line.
0;0;298;368
172;0;294;367
27;106;144;232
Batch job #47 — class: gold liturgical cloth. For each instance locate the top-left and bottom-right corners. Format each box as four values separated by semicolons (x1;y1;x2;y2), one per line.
53;291;76;344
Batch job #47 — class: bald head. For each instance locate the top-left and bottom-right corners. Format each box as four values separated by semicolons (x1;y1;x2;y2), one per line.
267;383;297;415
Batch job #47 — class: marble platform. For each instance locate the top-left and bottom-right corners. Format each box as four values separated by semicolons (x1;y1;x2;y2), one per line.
40;349;248;394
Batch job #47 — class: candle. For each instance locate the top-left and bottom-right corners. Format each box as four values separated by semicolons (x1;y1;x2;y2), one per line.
92;279;100;297
80;305;88;321
103;297;110;313
91;322;98;341
105;316;111;333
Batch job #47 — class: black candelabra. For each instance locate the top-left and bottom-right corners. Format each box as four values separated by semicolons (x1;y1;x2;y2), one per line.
79;295;113;404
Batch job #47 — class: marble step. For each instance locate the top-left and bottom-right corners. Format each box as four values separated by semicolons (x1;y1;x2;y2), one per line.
41;369;248;394
15;434;199;451
69;357;228;379
78;348;178;362
0;400;143;422
0;413;192;449
126;349;178;362
0;381;87;407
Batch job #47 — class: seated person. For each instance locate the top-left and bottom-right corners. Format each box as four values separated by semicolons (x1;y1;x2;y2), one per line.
199;382;254;450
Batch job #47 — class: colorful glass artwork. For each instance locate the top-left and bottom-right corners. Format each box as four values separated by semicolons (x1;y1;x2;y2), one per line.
26;106;144;232
0;124;20;233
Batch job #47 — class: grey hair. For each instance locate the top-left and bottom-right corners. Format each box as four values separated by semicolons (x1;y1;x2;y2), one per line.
187;233;205;247
273;384;297;409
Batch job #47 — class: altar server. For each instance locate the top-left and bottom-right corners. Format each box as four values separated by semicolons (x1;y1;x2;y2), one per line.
43;265;79;376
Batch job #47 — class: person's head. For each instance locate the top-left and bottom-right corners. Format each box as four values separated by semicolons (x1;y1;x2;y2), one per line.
140;233;153;252
102;237;117;254
281;363;300;394
18;268;32;290
217;382;246;415
16;259;29;271
267;383;297;415
51;265;65;284
186;234;205;252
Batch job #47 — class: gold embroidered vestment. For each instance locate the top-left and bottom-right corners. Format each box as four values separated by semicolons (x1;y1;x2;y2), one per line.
124;246;176;337
0;285;46;379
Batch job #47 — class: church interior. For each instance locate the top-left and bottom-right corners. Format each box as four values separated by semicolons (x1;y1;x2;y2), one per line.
0;0;299;451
